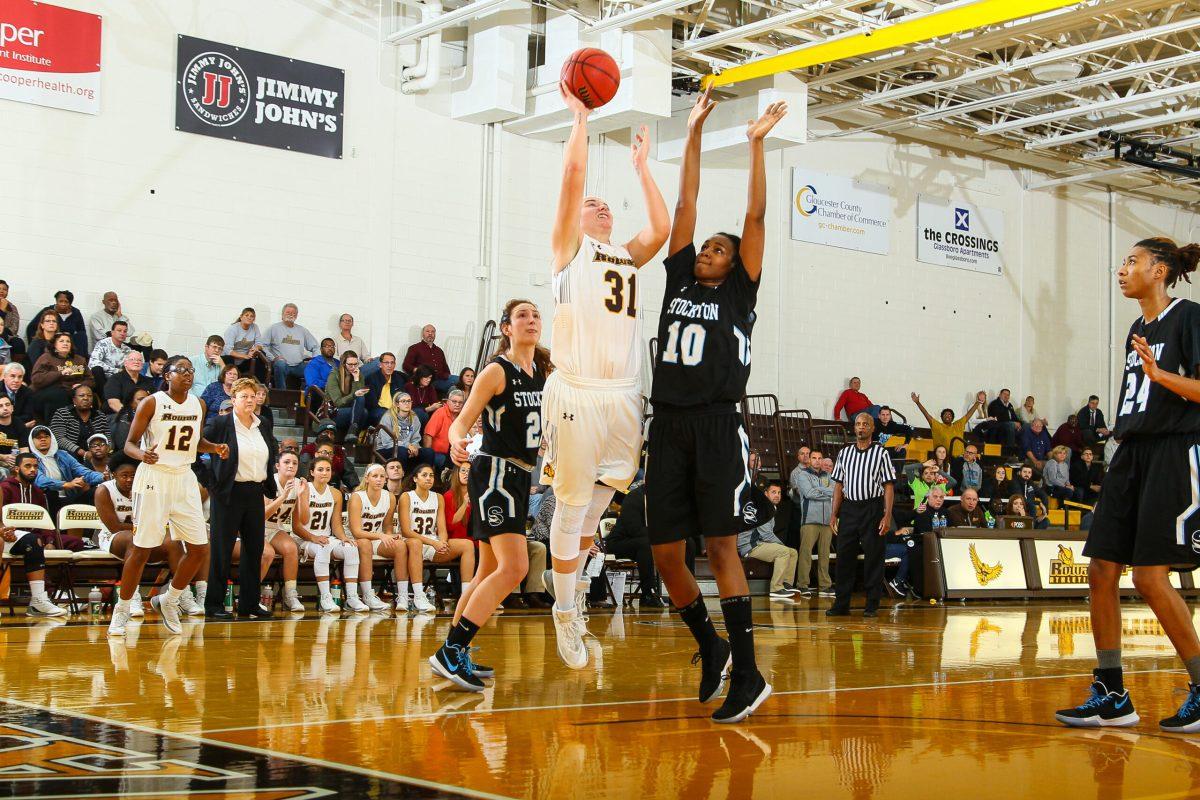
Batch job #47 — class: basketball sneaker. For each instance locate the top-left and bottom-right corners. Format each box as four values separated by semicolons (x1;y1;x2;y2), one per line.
553;606;589;669
694;637;732;703
1160;684;1200;733
318;594;340;613
344;592;368;612
413;591;437;614
151;594;183;635
108;603;132;637
430;644;485;692
1055;676;1138;728
465;648;494;679
178;588;204;616
712;670;772;724
282;588;305;613
129;590;144;617
28;597;67;617
362;589;389;612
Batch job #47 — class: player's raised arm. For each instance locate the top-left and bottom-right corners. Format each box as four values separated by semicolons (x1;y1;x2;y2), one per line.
739;102;788;283
624;126;671;268
552;84;591;273
669;86;717;257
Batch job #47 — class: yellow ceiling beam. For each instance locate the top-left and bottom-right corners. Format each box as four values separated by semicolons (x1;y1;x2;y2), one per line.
703;0;1082;88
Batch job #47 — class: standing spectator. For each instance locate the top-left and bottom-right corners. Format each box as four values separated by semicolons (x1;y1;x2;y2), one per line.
87;320;132;394
875;406;912;458
402;324;453;395
788;445;812;521
454;367;476;396
264;304;318;389
30;333;93;421
325;351;368;441
0;281;23;361
984;464;1012;515
222;308;266;381
103;351;152;414
375;394;433;471
27;291;88;357
947;488;988;527
404;366;443;425
2;364;34;431
606;482;671;607
1021;418;1053;473
304;338;338;391
1051;413;1085;455
911;390;985;457
1077;395;1111;448
794;451;835;597
986;388;1023;450
422;389;464;470
26;310;60;367
827;413;896;618
333;313;370;360
200;363;239;423
191;335;226;398
87;291;134;351
1070;447;1105;504
1044;446;1077;501
954;443;985;492
363;352;404;427
1017;395;1046;427
28;425;103;529
49;384;109;463
736;481;797;600
833;376;878;421
0;453;69;616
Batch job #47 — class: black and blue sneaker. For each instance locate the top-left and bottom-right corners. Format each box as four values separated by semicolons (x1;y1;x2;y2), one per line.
712;670;772;724
464;648;495;679
693;638;732;703
429;644;485;692
1160;683;1200;733
1055;677;1138;728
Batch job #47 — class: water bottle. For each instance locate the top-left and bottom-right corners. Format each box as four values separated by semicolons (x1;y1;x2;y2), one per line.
224;580;234;613
262;583;274;610
985;511;996;529
88;586;102;620
331;579;342;608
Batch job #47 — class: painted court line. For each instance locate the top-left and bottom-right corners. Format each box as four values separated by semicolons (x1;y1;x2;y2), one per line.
0;695;515;800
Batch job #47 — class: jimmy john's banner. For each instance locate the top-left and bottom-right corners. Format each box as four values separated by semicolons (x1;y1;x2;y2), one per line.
0;0;101;114
941;538;1027;591
175;35;344;158
917;194;1005;275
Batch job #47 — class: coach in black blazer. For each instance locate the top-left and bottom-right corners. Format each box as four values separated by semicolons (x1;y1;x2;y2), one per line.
204;379;277;619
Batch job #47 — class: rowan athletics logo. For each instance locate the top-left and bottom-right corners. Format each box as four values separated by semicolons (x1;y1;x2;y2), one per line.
182;50;250;127
1048;544;1088;585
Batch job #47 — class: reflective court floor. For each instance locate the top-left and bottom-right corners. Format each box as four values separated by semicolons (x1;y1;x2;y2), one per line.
1;599;1200;799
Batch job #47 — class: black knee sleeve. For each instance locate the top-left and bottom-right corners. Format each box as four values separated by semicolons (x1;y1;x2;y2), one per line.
11;533;45;572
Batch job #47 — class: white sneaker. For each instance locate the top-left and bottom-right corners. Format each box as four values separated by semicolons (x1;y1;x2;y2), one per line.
178;588;204;616
129;591;145;618
195;586;208;609
553;606;589;670
151;594;182;635
363;591;389;612
108;604;132;637
318;594;339;613
28;596;67;617
344;593;369;613
412;591;436;614
575;578;590;612
282;589;305;613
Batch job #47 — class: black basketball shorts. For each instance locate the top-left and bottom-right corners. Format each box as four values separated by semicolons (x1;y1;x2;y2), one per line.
468;455;532;542
645;410;773;544
1084;432;1200;567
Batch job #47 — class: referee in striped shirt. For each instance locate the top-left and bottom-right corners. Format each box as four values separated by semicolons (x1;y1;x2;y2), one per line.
827;413;896;618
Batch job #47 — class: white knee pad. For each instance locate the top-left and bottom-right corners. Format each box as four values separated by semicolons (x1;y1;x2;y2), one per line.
582;485;616;541
338;540;360;570
550;500;589;561
312;542;333;574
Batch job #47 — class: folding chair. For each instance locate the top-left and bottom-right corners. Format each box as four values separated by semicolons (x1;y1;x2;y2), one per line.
599;517;639;607
58;504;124;607
1;503;76;613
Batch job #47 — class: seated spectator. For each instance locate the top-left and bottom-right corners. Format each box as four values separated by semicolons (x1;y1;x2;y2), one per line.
200;363;239;423
1011;464;1050;510
833;376;879;421
110;388;150;452
454;367;476;396
142;349;167;392
1016;395;1046;427
1069;447;1105;504
523;485;556;608
191;335;226;398
1020;418;1053;473
31;333;93;422
0;280;23;361
909;462;940;506
87;319;132;393
2;364;34;431
947;488;988;527
84;434;112;475
253;384;275;432
890;485;947;598
422;389;464;470
305;338;338;390
405;366;443;426
983;464;1012;516
1078;395;1111;448
87;291;134;351
954;443;984;492
986;388;1023;450
1004;494;1033;526
363;352;404;427
28;426;103;539
931;445;958;490
402;324;453;395
0;453;69;616
325;351;367;442
49;384;110;463
334;312;371;362
607;481;673;608
300;430;358;493
264;303;318;389
875;406;912;457
911;390;985;457
222;307;266;381
794;451;834;596
443;462;472;541
278;436;299;456
736;481;798;600
103;351;153;414
1043;446;1077;501
1051;414;1084;455
0;396;26;468
26;309;60;367
1003;494;1049;529
376;393;435;471
26;291;88;357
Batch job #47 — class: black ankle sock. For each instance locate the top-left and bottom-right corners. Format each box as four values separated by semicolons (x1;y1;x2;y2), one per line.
677;594;720;649
1095;667;1124;693
445;617;480;651
719;595;757;675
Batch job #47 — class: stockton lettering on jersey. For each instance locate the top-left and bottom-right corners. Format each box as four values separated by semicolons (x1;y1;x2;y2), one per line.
593;251;636;267
1126;342;1165;368
159;413;199;423
512;391;542;408
667;297;720;321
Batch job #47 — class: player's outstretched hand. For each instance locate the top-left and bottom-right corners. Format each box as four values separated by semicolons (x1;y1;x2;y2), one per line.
560;81;591;117
688;84;717;131
143;444;159;465
630;125;651;174
746;101;787;142
450;437;471;466
1132;334;1163;382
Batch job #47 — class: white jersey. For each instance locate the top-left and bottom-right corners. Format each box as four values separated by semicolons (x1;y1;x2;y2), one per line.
405;490;439;538
552;235;641;382
98;479;133;552
355;489;389;535
266;475;298;534
140;391;203;471
306;483;337;537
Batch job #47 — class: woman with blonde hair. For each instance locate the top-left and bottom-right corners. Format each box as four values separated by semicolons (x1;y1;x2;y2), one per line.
348;462;413;612
1043;445;1077;501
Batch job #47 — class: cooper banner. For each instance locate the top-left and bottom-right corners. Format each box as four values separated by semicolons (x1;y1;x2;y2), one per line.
790;169;891;255
0;0;102;114
175;35;344;159
916;195;1006;275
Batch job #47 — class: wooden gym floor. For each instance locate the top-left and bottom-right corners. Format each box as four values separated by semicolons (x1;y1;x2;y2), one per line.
0;598;1198;799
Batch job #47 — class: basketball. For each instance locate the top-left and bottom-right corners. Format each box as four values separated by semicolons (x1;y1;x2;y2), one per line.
560;47;620;109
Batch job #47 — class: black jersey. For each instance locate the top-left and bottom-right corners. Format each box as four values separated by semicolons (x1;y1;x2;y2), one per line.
1114;297;1200;439
650;242;759;409
480;355;545;463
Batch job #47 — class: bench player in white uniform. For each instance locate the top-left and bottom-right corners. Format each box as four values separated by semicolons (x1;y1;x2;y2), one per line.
399;463;475;613
542;85;670;668
263;451;304;612
109;356;228;637
293;455;370;612
348;463;416;612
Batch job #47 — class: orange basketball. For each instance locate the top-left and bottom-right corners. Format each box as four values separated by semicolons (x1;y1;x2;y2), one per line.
560;48;620;109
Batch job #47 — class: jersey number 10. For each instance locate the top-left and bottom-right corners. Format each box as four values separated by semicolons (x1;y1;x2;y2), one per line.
662;322;750;367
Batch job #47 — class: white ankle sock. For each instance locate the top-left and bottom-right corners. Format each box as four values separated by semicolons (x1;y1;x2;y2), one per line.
553;570;576;611
29;580;45;601
284;579;297;594
166;585;183;601
317;579;330;597
396;581;409;599
412;583;424;597
362;581;374;598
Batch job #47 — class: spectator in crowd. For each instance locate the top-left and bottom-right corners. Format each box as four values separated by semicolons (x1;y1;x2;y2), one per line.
833;376;879;421
454;367;476;396
947;488;988;527
109;388;150;453
1070;446;1105;504
984;464;1012;516
422;389;464;470
31;333;93;421
87;320;132;393
986;388;1023;450
0;395;27;463
1012;464;1050;510
1017;395;1046;427
222;307;266;381
333;312;370;361
794;450;835;597
0;453;69;616
49;384;109;464
931;445;958;490
103;351;152;414
200;363;240;423
1020;418;1053;473
523;485;556;609
954;443;984;492
402;324;453;395
26;310;60;367
748;450;765;488
909;461;940;506
911;390;985;457
28;425;103;531
1043;445;1077;501
325;351;367;442
3;364;34;431
888;485;945;599
737;481;799;600
253;384;275;433
1077;395;1111;448
1051;413;1084;455
191;335;226;398
606;482;670;608
364;352;404;427
87;291;134;351
1003;494;1034;526
443;462;472;541
875;406;913;458
404;365;443;426
376;393;434;471
142;349;168;392
788;445;812;516
304;338;338;391
298;424;358;492
264;304;318;389
27;291;88;357
0;280;23;361
84;434;111;475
